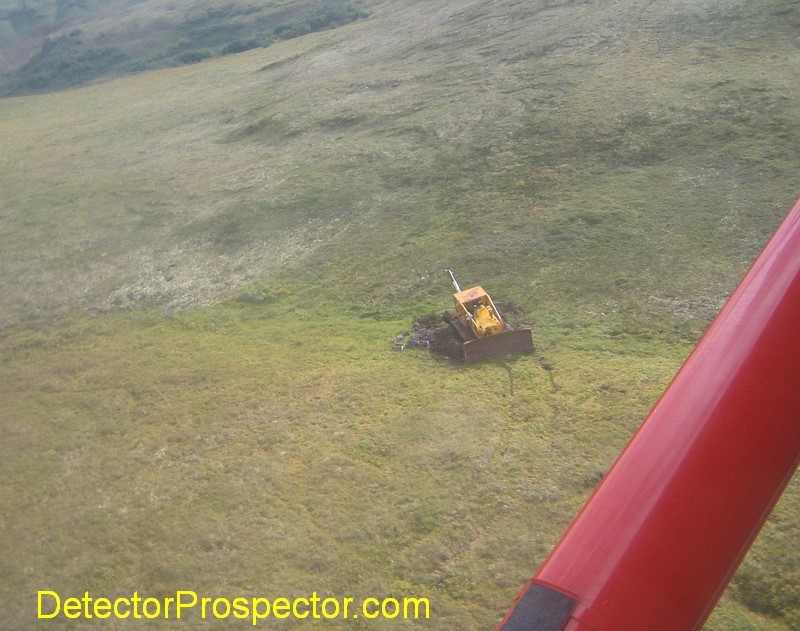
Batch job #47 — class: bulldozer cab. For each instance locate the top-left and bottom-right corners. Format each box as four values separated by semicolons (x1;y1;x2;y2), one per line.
452;286;504;336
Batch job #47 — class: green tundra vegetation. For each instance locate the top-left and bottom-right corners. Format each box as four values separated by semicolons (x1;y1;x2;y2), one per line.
0;0;798;629
0;0;368;94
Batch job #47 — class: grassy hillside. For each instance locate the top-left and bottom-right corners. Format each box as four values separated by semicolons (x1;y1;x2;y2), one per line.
1;0;799;629
0;0;368;94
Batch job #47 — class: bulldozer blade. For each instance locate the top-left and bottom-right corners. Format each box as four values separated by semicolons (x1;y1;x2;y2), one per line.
461;329;534;361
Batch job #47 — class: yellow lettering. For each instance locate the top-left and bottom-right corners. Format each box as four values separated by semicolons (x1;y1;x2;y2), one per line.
212;597;230;618
272;597;290;619
163;597;174;618
310;592;321;619
131;592;142;619
292;597;309;619
34;590;432;624
321;597;339;619
231;597;249;620
176;590;196;618
363;597;379;619
382;597;400;619
81;592;93;619
93;597;111;619
114;597;130;618
38;591;60;618
142;597;160;619
63;597;81;619
404;597;430;619
251;598;269;626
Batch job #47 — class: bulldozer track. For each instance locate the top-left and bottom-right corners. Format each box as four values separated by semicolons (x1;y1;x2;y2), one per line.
444;311;475;342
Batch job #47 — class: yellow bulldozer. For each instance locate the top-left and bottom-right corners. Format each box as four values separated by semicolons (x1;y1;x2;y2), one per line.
443;269;534;361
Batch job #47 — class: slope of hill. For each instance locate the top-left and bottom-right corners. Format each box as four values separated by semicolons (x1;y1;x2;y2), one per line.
0;0;368;94
1;0;799;629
